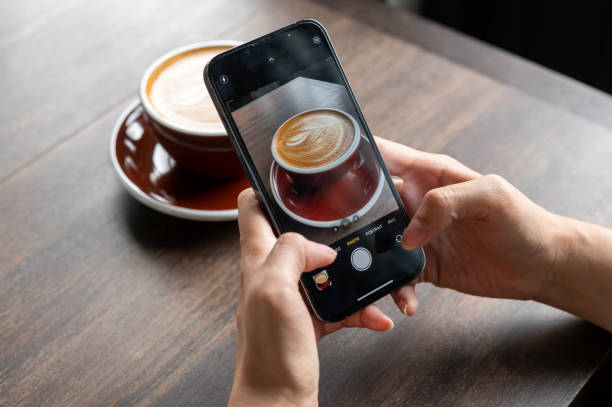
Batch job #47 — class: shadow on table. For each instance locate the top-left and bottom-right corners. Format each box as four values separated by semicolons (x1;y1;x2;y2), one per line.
116;192;239;253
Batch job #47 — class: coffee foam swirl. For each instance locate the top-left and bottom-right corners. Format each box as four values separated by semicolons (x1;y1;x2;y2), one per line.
274;110;355;169
147;47;230;132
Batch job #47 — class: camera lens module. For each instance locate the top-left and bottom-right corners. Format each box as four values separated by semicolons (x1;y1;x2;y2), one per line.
219;74;229;85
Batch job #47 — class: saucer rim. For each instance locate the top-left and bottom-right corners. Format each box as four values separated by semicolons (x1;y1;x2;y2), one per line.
270;139;385;228
110;99;239;222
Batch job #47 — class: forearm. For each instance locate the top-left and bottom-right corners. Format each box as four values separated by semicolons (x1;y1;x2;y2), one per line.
229;364;318;407
229;384;317;407
537;215;612;332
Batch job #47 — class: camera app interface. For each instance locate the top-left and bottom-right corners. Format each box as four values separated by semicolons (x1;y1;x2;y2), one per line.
210;23;421;319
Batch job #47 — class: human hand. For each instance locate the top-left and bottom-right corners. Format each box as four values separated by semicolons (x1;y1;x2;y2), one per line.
229;189;394;406
376;138;563;314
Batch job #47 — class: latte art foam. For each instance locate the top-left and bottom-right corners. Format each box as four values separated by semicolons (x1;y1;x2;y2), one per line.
147;46;230;132
273;111;355;169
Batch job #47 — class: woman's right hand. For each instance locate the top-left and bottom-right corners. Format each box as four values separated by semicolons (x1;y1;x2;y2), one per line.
376;138;566;315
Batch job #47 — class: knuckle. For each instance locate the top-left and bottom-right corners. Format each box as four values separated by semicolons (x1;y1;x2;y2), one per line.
433;153;478;183
275;233;306;268
423;188;449;211
432;153;459;184
432;153;449;172
240;238;267;259
436;153;453;164
481;174;515;213
435;153;459;171
484;174;512;197
276;232;305;249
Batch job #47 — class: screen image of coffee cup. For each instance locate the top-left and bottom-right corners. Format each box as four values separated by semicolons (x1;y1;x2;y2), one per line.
139;41;243;178
271;109;361;189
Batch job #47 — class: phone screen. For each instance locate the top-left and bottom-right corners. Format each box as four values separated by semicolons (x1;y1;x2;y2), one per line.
207;21;424;321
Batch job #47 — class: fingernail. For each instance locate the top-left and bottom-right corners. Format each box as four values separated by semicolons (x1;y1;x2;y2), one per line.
402;218;426;250
388;318;394;330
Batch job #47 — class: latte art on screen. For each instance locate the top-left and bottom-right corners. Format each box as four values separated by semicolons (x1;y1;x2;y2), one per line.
273;111;355;169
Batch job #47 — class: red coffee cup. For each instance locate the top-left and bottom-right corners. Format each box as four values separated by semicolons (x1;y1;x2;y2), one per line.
139;41;243;179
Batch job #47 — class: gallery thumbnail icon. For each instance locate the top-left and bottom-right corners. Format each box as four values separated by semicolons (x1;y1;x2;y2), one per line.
313;270;332;290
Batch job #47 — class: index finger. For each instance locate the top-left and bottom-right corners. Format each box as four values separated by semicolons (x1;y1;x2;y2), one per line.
375;137;428;176
375;137;480;184
237;188;277;261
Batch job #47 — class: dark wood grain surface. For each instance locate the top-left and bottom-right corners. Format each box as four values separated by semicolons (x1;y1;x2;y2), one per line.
1;0;610;406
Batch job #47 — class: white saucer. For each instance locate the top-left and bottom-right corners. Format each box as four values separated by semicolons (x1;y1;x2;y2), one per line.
110;100;248;221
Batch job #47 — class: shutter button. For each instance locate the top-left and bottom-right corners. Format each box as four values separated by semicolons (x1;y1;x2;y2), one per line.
351;247;372;271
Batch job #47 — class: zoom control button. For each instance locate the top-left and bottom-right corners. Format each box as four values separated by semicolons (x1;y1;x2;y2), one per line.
351;247;372;271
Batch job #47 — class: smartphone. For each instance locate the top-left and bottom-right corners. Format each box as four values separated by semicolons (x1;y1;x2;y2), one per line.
204;20;425;322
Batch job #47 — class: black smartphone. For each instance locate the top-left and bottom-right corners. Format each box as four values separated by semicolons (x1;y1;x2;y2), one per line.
204;20;425;322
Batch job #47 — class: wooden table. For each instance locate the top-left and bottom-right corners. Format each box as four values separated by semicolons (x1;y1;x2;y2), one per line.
1;0;610;405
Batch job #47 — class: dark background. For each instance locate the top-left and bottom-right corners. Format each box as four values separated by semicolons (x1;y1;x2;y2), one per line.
421;0;612;95
418;2;612;404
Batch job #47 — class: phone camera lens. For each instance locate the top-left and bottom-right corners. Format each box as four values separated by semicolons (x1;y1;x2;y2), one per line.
312;35;321;45
267;57;275;64
219;74;229;85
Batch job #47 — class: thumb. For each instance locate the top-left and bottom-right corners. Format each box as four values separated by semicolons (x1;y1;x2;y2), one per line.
264;232;338;283
402;175;501;249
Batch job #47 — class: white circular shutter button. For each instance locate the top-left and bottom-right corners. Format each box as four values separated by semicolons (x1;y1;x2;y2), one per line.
351;247;372;271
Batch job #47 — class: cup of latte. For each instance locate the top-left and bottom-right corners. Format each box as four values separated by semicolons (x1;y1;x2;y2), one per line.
139;41;243;178
271;108;361;189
